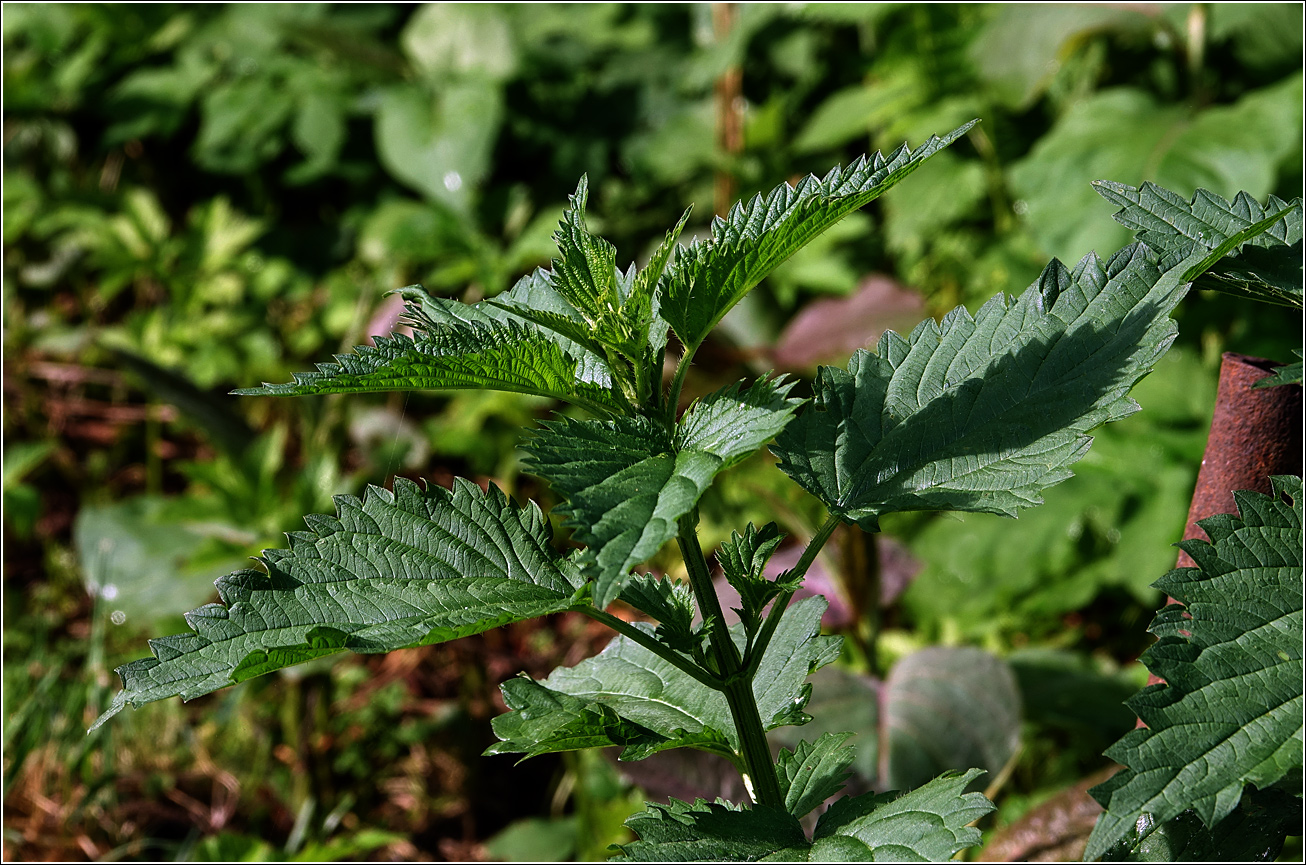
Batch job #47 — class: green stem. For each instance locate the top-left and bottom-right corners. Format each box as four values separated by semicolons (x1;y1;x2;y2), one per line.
676;511;783;808
666;344;696;424
745;513;842;678
574;605;722;690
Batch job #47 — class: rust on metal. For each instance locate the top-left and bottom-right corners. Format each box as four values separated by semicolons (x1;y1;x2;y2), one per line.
1138;351;1303;710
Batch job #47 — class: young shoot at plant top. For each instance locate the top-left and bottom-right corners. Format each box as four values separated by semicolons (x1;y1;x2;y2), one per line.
92;120;1303;862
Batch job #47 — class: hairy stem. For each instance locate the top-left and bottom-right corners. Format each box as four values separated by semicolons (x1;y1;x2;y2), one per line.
666;345;696;422
676;511;783;808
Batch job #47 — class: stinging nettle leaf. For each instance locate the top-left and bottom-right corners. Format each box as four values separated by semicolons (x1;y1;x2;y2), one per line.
775;732;857;820
772;241;1190;531
1084;476;1304;860
811;768;995;861
496;178;688;370
613;798;808;862
613;768;993;862
526;375;801;607
659;121;977;353
91;478;584;731
1094;180;1303;309
717;522;796;639
486;596;841;762
618;573;707;658
236;280;626;415
1253;350;1303;389
1099;785;1302;863
549;175;620;326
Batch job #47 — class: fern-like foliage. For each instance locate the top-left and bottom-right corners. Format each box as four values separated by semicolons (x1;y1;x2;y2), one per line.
1094;181;1303;309
524;375;801;607
612;769;994;862
1084;476;1304;860
91;479;584;730
659;121;976;353
772;242;1189;531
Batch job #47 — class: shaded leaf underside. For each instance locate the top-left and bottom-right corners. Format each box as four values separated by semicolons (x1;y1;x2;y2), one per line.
486;596;840;762
93;479;583;730
772;241;1189;530
1085;477;1304;860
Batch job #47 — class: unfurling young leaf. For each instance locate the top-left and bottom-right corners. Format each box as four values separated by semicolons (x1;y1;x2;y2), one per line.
1084;476;1304;860
717;522;796;641
618;573;708;659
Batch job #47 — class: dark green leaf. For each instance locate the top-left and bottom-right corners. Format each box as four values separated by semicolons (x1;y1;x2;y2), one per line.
236;277;627;414
776;732;856;820
773;242;1189;531
677;375;802;470
717;522;794;638
613;798;807;862
487;677;701;762
613;770;993;861
812;769;995;861
1085;476;1304;859
91;479;583;731
1100;784;1301;862
526;376;800;607
618;574;706;657
487;596;841;761
659;122;975;352
1094;180;1303;308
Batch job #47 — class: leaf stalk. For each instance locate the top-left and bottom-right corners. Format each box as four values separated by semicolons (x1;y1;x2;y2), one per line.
573;605;722;690
744;513;841;678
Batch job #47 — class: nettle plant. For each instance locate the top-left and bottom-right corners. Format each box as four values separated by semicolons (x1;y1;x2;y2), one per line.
94;122;1303;861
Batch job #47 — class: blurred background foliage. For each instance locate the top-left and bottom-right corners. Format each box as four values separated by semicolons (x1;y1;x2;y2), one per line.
3;3;1301;860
